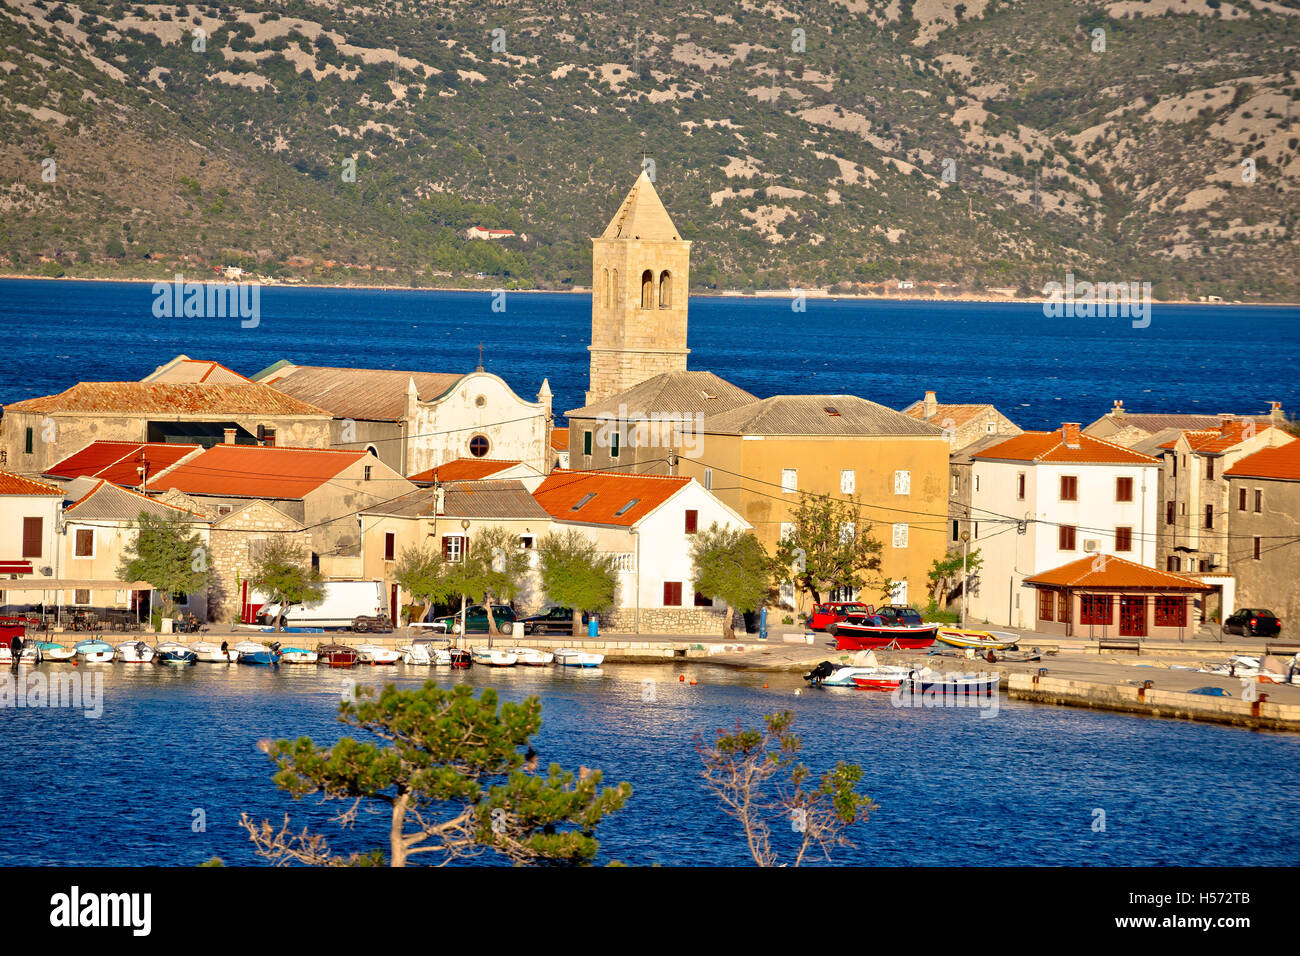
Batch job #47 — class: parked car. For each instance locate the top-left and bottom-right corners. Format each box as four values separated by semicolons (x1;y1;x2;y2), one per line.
861;605;926;627
808;602;870;631
431;604;518;635
519;606;589;635
1222;608;1282;638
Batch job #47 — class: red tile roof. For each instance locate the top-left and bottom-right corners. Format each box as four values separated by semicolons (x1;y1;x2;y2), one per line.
976;429;1158;465
533;469;690;527
408;458;522;484
45;441;201;485
550;427;569;451
1025;555;1212;591
3;382;328;416
0;471;65;496
145;445;367;499
1158;421;1279;455
1224;441;1300;482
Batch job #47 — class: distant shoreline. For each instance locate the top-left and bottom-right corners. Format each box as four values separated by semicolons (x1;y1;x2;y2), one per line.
1;273;1295;307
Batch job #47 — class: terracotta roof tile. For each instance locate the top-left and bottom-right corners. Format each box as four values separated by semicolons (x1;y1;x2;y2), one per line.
550;427;569;451
408;458;522;484
1161;422;1281;455
901;402;996;429
1224;441;1300;481
45;441;201;485
533;469;690;526
976;430;1158;465
3;382;328;417
1025;555;1213;590
145;445;368;499
0;471;65;496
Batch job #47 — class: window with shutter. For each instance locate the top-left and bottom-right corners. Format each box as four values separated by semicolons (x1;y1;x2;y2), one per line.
21;517;42;558
663;582;682;606
1116;477;1133;502
1115;527;1132;552
1058;525;1076;550
384;532;396;561
1060;476;1078;501
893;470;910;495
841;470;855;494
781;469;797;493
442;536;464;562
892;523;908;548
75;528;94;557
684;510;698;534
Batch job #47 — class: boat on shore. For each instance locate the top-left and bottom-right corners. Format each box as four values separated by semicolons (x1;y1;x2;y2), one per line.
356;644;400;665
470;647;518;667
316;643;360;668
935;626;1020;651
554;648;604;668
828;617;938;650
116;640;155;663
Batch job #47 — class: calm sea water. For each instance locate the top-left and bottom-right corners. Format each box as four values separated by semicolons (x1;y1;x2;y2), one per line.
1;662;1297;867
0;278;1296;427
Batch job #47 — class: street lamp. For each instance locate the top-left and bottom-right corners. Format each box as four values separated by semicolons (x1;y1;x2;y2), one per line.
960;529;971;628
460;519;470;643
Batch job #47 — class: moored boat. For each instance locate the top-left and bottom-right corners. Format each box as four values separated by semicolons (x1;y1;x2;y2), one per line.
74;639;115;663
883;667;1000;697
356;644;400;665
116;640;156;663
32;640;75;662
804;656;912;690
508;647;555;666
190;641;239;663
554;648;604;668
470;647;518;667
155;641;197;666
399;639;454;666
316;643;360;668
235;641;282;666
279;646;319;664
828;612;938;651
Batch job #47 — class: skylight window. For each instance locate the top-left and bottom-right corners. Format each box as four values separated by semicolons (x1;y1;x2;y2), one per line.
572;492;596;511
824;406;841;416
614;498;640;516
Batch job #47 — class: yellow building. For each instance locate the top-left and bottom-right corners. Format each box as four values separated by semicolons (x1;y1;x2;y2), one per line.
586;171;691;406
678;395;950;611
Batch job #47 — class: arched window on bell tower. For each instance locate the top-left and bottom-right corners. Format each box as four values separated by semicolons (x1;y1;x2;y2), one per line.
659;271;672;308
641;270;654;309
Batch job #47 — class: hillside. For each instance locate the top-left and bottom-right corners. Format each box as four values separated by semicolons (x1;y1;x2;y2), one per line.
1;0;1297;300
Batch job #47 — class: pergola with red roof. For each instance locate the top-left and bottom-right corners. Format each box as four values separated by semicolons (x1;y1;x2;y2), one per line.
1023;554;1213;640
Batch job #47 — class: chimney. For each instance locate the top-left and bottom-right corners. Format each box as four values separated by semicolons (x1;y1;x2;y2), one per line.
1218;414;1235;437
1270;401;1284;425
1061;423;1081;448
1111;399;1124;418
223;428;237;445
923;390;938;420
435;484;446;516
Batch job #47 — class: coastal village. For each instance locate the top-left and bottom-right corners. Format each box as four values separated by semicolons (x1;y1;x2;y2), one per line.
1;172;1297;668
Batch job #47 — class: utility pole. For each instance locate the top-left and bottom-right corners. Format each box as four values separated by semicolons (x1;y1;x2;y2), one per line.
960;529;971;628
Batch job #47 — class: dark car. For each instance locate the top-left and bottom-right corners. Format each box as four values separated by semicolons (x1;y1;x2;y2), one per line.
1222;608;1282;638
432;604;518;635
519;606;589;636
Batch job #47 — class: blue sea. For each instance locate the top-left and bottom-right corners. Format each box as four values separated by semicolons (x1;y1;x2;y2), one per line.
0;278;1296;427
1;662;1297;867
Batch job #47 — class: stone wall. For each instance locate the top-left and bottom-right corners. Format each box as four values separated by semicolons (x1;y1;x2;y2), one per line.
597;604;727;635
206;500;312;623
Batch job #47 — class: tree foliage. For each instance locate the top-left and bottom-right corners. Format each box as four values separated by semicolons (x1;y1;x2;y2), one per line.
394;543;461;622
773;493;884;607
459;526;532;636
927;546;983;608
696;711;874;866
117;511;211;621
690;523;773;638
252;539;325;631
536;529;618;633
241;683;632;866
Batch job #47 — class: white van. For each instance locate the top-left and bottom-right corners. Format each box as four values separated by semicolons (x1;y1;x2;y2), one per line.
256;581;387;630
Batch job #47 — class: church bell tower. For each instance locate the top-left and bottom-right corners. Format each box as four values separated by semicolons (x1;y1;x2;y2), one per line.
585;171;691;405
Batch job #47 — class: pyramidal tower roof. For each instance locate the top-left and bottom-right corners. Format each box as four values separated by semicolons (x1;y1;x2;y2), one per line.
600;170;682;242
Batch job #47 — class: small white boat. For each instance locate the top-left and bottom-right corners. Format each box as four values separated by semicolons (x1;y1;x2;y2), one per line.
33;641;75;662
279;647;320;664
805;661;913;689
116;640;156;663
232;640;270;661
0;644;42;664
508;647;555;666
399;640;454;666
1203;655;1262;678
470;647;518;667
554;648;603;668
356;644;400;665
190;641;239;663
74;639;115;663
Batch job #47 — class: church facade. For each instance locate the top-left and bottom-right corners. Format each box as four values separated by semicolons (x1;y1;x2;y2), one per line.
586;171;691;406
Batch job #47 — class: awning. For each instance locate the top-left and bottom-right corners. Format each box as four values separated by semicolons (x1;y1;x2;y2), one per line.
0;579;155;591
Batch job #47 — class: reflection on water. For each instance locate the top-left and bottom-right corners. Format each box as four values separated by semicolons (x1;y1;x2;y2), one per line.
1;661;1297;866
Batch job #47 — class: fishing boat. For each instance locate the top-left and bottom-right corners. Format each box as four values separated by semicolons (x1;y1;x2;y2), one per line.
881;667;1000;697
828;615;939;651
32;640;75;662
508;647;555;666
553;648;604;668
470;647;518;667
356;644;401;665
0;643;42;664
74;639;115;663
235;641;282;666
116;640;156;663
190;641;239;663
935;626;1021;651
448;646;472;668
279;646;319;664
804;653;911;689
316;643;360;668
154;641;197;666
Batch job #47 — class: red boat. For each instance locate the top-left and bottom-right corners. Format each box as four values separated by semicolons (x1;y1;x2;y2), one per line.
317;643;360;668
828;607;938;651
448;647;472;668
